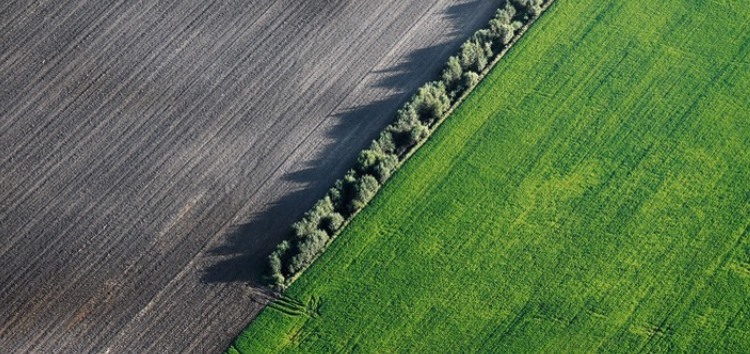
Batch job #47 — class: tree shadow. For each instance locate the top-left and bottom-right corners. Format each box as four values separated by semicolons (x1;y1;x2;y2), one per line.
201;0;504;288
372;0;502;90
372;43;449;90
200;189;310;287
201;96;401;287
443;0;492;36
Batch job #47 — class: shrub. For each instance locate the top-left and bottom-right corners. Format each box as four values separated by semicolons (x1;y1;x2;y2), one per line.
492;3;517;26
461;71;481;90
496;24;516;46
373;153;399;183
336;170;360;216
473;29;495;54
286;230;329;275
459;40;489;73
327;183;345;214
291;197;334;237
409;123;430;144
441;56;463;96
268;240;291;287
357;148;399;183
512;0;544;18
328;171;382;216
312;196;335;215
389;123;428;154
396;104;421;127
388;110;428;155
291;217;317;239
375;130;397;155
350;174;380;212
320;212;345;234
489;3;517;48
357;149;380;174
411;81;451;125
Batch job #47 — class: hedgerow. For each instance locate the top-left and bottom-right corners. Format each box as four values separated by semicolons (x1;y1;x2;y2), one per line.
266;0;553;289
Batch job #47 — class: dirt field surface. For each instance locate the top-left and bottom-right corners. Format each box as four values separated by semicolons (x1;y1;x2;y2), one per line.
0;0;502;352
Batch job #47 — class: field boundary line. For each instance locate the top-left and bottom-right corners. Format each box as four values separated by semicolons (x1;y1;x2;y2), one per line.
280;0;559;289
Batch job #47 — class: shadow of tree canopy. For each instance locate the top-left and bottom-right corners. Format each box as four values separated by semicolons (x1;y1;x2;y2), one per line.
201;0;504;288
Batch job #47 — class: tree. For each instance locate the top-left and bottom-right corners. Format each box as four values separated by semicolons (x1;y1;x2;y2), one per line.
493;3;517;25
373;153;399;183
335;170;360;216
375;130;397;155
287;230;329;275
357;149;381;174
267;240;291;286
473;29;495;57
357;148;399;183
292;217;317;239
459;40;489;73
461;71;480;90
511;0;543;18
388;106;428;154
496;23;515;46
350;174;380;212
320;212;345;234
411;81;451;125
441;56;463;96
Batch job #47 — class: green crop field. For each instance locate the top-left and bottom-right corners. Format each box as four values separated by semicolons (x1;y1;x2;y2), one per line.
229;0;750;352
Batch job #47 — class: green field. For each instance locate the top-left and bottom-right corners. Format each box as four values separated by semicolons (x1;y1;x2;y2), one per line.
230;0;750;352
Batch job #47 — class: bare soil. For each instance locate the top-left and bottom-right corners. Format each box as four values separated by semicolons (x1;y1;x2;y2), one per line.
0;0;501;352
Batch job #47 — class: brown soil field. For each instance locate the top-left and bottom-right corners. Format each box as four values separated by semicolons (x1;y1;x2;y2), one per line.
0;0;501;352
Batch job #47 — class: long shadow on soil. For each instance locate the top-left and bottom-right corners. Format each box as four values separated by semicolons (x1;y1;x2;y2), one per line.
201;0;501;287
372;0;488;89
443;0;488;36
201;97;401;287
372;43;449;90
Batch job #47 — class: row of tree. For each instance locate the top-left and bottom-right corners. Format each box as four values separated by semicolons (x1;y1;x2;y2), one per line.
267;0;550;289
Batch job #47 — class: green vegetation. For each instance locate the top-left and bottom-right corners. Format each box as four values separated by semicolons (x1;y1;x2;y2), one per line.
233;0;750;352
266;0;552;288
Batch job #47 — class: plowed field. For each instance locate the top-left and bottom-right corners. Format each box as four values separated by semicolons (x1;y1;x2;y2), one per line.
0;0;502;352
